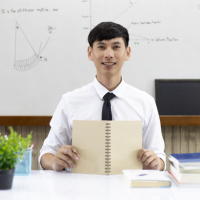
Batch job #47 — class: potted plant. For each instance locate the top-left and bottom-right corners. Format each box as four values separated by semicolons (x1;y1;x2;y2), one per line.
0;127;32;190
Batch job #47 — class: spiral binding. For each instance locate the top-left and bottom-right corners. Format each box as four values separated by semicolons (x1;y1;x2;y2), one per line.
105;123;111;174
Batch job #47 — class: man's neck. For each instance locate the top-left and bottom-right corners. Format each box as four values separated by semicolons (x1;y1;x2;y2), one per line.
96;75;122;91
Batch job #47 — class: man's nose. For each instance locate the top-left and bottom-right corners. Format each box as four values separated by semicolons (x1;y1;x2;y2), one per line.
104;48;114;59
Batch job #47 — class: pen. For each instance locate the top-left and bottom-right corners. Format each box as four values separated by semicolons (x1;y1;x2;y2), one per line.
29;143;35;150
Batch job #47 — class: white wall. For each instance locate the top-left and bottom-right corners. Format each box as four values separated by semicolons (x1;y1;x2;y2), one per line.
1;0;200;115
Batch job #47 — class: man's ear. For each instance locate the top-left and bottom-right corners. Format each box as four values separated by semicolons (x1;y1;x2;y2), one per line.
87;46;93;61
125;46;131;61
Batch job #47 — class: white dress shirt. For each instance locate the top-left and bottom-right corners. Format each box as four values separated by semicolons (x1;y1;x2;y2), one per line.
39;77;166;170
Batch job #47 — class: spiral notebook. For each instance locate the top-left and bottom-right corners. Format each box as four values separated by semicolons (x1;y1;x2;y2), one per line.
72;120;142;175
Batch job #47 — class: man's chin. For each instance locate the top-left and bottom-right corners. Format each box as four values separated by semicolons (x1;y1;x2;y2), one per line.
102;71;118;78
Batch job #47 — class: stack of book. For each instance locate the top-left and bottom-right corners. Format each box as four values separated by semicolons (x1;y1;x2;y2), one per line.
168;152;200;187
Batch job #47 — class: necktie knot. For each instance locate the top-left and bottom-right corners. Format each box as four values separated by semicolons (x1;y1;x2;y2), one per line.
103;92;115;101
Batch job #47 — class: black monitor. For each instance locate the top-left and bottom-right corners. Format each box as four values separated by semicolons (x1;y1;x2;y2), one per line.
155;80;200;115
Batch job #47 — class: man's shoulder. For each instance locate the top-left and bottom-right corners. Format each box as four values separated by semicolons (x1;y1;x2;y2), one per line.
62;82;94;99
124;82;154;103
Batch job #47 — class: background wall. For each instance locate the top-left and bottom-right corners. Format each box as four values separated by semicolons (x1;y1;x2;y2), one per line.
1;0;200;115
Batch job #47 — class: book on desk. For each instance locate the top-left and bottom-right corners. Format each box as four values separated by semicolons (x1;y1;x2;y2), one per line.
168;152;200;187
123;170;171;188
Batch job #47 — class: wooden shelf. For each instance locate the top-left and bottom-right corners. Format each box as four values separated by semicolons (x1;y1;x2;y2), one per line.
0;116;200;126
0;116;52;126
160;116;200;126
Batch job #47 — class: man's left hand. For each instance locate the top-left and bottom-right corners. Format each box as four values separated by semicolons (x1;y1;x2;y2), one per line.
137;149;164;171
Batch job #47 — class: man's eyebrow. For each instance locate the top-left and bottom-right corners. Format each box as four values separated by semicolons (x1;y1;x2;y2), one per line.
96;41;122;45
112;41;122;45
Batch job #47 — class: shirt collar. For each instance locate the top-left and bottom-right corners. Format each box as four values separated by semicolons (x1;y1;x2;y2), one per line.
93;76;125;100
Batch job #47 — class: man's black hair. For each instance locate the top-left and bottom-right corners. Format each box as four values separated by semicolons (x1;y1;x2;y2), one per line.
88;22;129;48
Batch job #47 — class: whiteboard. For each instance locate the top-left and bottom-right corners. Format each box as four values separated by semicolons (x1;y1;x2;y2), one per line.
1;0;200;115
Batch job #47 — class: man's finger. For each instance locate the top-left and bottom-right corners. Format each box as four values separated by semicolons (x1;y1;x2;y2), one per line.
141;151;154;162
144;154;157;166
70;147;80;157
56;152;76;168
149;158;160;168
64;155;76;168
137;149;148;161
57;152;73;164
55;157;71;169
60;146;79;161
65;148;79;161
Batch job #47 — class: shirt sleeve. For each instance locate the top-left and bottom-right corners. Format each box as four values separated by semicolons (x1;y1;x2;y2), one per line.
142;97;166;171
38;95;72;170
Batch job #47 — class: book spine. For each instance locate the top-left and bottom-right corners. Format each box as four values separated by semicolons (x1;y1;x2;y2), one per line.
105;122;111;175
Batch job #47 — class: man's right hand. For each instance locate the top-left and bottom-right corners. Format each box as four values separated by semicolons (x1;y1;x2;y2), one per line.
51;145;80;171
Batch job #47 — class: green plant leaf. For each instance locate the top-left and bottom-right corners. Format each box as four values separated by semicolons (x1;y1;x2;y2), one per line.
0;127;32;170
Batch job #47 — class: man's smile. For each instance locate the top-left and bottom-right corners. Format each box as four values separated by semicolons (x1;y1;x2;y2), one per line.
101;62;117;67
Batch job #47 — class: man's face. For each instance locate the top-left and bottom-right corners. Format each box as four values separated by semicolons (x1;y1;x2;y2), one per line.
88;37;131;78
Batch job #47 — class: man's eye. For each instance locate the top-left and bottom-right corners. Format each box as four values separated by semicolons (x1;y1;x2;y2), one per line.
98;46;104;49
114;46;120;49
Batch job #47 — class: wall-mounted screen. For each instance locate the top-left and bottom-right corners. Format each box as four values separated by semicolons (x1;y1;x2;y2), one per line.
155;80;200;115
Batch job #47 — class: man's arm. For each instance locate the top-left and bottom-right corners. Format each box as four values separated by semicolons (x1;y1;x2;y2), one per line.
38;96;76;170
141;96;166;170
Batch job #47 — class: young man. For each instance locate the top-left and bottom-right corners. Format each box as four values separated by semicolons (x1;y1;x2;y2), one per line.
39;22;166;171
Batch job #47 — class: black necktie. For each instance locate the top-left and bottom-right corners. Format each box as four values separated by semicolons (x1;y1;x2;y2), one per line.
102;92;115;120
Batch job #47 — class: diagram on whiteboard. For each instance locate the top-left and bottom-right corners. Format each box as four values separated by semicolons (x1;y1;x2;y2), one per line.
82;0;179;45
14;22;50;71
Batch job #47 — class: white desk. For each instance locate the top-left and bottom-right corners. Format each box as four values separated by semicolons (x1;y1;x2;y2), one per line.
1;171;200;200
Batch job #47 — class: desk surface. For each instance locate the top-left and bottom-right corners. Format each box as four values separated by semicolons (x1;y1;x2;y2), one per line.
1;171;200;200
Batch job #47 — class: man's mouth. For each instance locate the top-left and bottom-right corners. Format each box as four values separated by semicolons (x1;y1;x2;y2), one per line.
102;62;116;66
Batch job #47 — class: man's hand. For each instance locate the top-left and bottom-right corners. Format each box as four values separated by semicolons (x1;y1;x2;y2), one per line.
137;149;164;171
51;145;80;171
